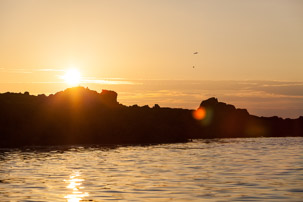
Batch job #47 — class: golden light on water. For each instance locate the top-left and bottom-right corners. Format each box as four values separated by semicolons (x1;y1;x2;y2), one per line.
64;171;89;202
193;107;206;120
63;69;81;86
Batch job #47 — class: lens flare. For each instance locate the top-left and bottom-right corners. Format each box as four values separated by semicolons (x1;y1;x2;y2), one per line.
193;107;206;120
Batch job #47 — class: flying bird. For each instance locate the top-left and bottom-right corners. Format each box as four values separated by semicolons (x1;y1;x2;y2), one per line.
193;51;198;69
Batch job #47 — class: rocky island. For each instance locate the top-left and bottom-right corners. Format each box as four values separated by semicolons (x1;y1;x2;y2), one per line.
0;87;302;147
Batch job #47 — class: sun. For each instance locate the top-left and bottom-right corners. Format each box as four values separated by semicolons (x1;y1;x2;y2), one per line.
63;69;81;86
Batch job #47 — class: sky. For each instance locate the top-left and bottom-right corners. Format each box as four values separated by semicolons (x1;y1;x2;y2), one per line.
0;0;303;118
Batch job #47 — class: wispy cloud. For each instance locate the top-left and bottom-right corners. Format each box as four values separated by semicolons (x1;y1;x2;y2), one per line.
262;83;303;87
35;68;64;72
81;78;138;85
0;81;64;84
223;89;303;99
0;68;33;74
0;68;65;74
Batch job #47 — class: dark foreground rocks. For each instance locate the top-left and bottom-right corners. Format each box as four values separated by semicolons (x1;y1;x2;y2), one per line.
0;87;302;147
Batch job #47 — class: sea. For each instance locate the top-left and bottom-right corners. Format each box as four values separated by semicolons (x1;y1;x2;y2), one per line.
0;137;302;201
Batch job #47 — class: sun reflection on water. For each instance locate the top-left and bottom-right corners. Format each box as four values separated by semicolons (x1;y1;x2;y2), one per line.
64;171;89;202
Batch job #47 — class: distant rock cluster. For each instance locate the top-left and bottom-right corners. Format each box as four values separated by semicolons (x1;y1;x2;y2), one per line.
0;87;302;147
195;97;303;138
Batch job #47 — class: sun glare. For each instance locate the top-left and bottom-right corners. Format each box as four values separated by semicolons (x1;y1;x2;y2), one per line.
64;69;81;86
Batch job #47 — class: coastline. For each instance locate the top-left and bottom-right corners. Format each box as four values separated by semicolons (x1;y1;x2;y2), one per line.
1;87;302;147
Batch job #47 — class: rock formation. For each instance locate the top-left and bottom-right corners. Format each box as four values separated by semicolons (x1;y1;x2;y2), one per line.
0;87;302;147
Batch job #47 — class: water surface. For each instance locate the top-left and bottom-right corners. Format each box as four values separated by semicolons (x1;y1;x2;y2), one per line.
0;137;302;201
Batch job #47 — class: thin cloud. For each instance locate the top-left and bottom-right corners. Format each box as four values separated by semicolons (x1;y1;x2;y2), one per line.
0;68;33;74
223;90;303;99
35;69;64;72
0;68;65;73
81;79;137;85
262;83;303;87
0;81;64;84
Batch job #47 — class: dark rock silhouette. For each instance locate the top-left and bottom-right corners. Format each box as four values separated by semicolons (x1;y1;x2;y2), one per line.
0;87;302;147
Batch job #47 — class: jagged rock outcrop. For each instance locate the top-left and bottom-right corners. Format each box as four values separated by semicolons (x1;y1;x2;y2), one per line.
0;87;189;147
193;97;251;138
191;97;303;138
100;89;118;107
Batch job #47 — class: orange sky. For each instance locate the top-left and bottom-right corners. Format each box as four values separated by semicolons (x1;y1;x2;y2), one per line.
0;0;303;118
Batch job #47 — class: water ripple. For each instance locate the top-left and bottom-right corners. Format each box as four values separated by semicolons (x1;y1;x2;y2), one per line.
0;137;302;201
